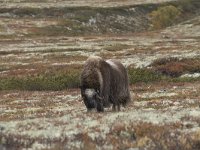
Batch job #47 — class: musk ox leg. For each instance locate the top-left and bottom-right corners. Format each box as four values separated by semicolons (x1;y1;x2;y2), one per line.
112;104;116;111
96;102;104;112
112;103;120;111
117;104;120;111
120;95;131;107
95;94;104;112
112;105;115;111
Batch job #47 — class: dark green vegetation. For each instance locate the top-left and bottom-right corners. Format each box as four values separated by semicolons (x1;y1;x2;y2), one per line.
0;69;80;91
104;44;132;51
128;67;167;84
0;57;199;91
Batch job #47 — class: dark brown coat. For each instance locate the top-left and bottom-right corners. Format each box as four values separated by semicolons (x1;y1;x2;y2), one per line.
80;56;130;112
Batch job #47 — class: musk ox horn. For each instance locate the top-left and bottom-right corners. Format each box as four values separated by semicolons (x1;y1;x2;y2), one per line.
96;94;103;100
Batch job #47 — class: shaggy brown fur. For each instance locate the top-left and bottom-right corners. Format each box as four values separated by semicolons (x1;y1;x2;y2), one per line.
80;56;131;112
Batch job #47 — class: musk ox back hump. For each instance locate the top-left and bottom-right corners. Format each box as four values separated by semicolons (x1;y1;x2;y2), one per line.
106;59;131;107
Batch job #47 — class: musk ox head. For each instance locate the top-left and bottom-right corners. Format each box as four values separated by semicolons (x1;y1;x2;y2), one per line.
81;88;103;112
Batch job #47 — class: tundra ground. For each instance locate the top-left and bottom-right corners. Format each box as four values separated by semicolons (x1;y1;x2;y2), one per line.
0;0;200;149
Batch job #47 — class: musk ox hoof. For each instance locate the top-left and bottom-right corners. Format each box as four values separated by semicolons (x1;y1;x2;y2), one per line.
112;104;121;111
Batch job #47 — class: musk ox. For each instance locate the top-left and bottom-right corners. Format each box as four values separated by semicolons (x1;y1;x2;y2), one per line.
80;56;130;112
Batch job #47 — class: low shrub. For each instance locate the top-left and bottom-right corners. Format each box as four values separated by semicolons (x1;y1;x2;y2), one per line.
1;65;199;91
128;68;166;84
104;44;132;51
149;5;181;29
172;76;200;83
150;57;200;77
0;70;80;91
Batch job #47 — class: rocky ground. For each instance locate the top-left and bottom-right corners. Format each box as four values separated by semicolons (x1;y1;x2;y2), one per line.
0;0;200;150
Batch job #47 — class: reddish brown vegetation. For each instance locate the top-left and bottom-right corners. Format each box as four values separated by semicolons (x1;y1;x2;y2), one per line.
151;57;200;77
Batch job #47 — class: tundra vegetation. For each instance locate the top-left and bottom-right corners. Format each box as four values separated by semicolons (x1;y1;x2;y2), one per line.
0;0;200;149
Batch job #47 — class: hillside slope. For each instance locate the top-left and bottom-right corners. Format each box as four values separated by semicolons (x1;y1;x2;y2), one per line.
0;0;199;36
